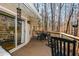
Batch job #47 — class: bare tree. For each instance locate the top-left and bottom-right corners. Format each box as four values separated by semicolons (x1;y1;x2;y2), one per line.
66;4;74;33
50;3;55;31
41;4;44;30
37;3;39;12
73;4;79;36
44;3;48;31
50;3;53;30
64;4;66;32
57;3;63;32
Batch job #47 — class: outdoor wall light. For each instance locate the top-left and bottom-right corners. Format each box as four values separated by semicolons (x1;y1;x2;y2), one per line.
27;21;31;24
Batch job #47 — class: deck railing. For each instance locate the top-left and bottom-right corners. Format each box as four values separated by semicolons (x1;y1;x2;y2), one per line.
51;37;76;56
49;32;79;56
34;30;79;56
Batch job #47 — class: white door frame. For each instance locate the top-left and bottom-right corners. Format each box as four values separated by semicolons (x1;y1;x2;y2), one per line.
21;21;25;43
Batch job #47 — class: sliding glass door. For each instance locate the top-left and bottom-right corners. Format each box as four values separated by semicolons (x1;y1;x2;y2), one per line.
17;20;25;45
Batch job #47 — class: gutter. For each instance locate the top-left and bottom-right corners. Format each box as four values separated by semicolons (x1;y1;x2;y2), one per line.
23;3;42;20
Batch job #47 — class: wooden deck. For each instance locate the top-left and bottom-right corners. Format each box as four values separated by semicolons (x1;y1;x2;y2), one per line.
11;39;51;56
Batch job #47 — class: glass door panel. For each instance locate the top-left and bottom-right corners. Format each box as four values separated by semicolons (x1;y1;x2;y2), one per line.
0;15;15;51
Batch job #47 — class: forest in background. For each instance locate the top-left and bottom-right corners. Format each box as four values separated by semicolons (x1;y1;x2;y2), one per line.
34;3;79;36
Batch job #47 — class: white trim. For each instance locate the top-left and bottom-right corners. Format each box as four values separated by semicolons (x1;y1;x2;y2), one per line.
9;43;26;53
21;21;25;43
15;14;18;48
9;38;31;53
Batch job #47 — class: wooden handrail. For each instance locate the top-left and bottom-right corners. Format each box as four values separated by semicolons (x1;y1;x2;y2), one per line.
35;30;79;41
60;32;79;41
49;31;79;41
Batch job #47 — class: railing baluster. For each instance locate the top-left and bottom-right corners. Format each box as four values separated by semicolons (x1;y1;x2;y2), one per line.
63;41;66;56
73;40;76;56
55;38;58;56
51;38;54;56
51;46;54;56
57;39;59;55
54;39;56;55
60;39;62;56
67;42;70;56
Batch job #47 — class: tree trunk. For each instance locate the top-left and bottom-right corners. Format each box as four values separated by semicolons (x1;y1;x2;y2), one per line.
66;4;74;33
44;3;48;31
